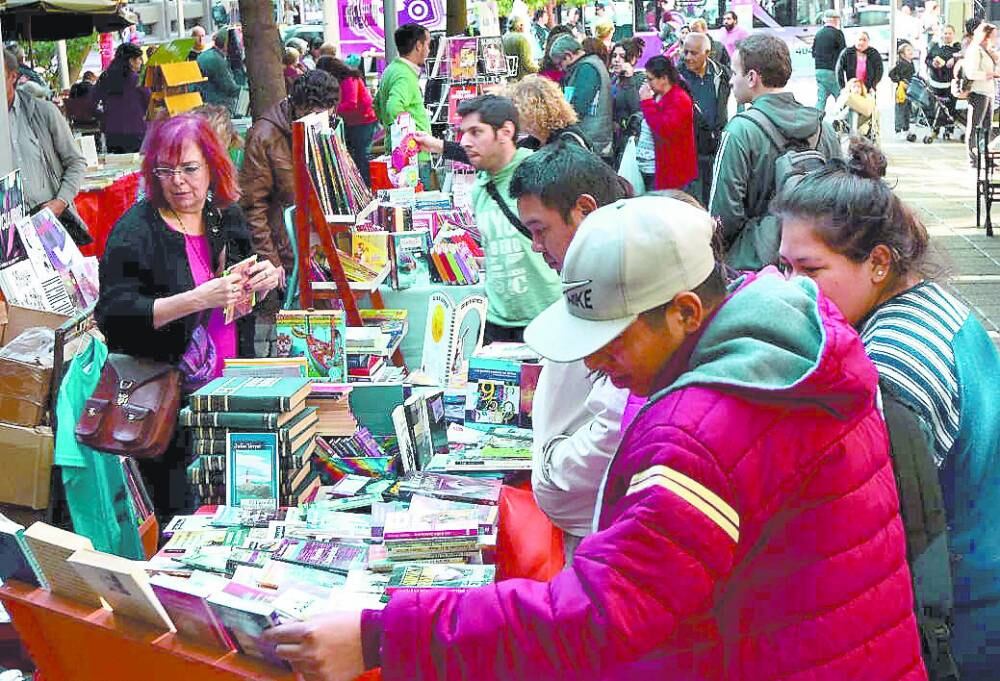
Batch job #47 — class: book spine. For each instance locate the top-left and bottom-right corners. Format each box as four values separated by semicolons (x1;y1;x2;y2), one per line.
181;410;280;429
383;528;480;541
197;394;292;414
443;248;468;286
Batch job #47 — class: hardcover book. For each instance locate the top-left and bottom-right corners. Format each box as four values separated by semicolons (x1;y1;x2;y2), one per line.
275;310;347;380
179;402;305;429
149;573;234;650
190;376;312;413
226;432;280;508
187;406;318;444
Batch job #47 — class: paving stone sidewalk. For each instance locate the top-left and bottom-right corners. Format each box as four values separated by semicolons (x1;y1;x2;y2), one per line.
882;135;1000;348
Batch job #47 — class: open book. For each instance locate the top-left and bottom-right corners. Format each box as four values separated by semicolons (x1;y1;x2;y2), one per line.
419;292;487;387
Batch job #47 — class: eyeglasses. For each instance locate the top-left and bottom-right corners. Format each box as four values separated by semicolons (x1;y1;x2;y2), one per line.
152;163;204;180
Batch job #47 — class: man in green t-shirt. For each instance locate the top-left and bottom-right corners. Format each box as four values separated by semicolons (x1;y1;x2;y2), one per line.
413;96;561;342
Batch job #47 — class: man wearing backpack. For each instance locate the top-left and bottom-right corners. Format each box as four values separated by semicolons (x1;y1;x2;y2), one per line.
708;34;841;270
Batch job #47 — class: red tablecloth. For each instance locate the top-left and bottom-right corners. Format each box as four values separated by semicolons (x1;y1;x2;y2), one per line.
74;171;141;258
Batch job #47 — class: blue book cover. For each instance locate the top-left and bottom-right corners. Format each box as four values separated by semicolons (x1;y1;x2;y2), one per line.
0;518;46;588
226;432;280;508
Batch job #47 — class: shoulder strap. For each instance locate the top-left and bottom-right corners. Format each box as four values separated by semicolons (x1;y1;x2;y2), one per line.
484;179;532;240
738;107;823;152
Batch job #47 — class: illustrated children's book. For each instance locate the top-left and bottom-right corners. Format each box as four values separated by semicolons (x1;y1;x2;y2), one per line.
275;310;348;380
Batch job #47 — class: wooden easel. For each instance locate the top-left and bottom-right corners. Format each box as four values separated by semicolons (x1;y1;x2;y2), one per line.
291;115;405;369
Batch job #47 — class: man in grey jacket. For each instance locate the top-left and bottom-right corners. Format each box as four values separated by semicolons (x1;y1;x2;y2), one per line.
509;142;632;560
549;35;614;162
707;34;840;270
4;49;88;242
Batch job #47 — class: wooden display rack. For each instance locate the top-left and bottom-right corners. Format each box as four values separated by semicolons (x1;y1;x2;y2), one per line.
0;580;296;681
291;115;404;369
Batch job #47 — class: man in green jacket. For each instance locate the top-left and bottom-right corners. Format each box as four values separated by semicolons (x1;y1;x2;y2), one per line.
196;29;240;113
707;34;840;270
502;15;539;80
374;23;432;184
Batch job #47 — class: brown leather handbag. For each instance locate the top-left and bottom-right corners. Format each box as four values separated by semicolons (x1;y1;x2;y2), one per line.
75;354;182;459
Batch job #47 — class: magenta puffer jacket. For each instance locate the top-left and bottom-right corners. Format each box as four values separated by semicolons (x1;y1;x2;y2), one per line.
366;272;926;680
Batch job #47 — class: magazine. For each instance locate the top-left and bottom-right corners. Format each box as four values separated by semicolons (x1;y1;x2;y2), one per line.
419;292;487;386
479;37;507;75
449;37;479;81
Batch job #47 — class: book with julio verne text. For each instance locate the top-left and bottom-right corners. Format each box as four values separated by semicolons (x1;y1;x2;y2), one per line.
226;431;280;508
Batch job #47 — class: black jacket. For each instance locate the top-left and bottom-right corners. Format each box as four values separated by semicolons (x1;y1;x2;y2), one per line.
812;26;846;70
96;200;257;365
835;46;884;91
888;58;916;83
678;59;732;156
925;41;962;88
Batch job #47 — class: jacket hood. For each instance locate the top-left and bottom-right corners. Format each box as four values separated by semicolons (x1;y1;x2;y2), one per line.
748;92;825;140
656;270;878;419
260;98;292;136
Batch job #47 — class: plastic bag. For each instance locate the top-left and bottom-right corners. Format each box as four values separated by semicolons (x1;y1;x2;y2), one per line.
617;136;645;197
0;326;56;367
495;483;565;582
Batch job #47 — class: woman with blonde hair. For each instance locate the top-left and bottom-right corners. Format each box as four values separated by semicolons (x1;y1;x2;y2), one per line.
192;103;245;169
507;74;591;150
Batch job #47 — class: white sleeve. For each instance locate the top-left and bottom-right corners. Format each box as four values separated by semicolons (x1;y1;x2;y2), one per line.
530;361;629;538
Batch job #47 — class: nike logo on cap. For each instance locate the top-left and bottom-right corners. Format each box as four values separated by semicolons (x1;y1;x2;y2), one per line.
562;279;594;310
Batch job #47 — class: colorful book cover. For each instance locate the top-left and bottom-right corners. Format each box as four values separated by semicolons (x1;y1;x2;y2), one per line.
465;357;522;429
226;432;280;508
0;170;26;269
29;208;99;309
447;84;478;125
190;376;312;413
479;37;507;75
519;362;543;428
388;229;430;290
12;216;75;314
271;538;368;575
449;37;479;80
351;231;390;271
0;518;46;588
223;254;258;324
386;564;495;595
149;574;235;651
420;293;487;387
205;583;289;670
275;310;348;380
391;471;503;506
382;509;480;541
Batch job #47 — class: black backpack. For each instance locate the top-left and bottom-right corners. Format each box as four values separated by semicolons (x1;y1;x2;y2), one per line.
737;107;829;194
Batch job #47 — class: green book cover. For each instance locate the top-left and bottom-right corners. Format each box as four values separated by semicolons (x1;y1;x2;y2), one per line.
180;403;305;429
187;408;318;444
190;377;312;413
192;425;315;458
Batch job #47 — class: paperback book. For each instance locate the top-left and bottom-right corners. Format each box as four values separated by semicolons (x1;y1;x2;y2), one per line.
226;432;280;508
149;573;235;650
0;513;47;588
275;310;348;380
206;582;291;670
419;292;487;386
386;564;495;595
67;548;176;632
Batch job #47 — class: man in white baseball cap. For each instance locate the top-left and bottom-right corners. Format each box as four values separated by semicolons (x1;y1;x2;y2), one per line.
262;196;923;681
524;195;722;395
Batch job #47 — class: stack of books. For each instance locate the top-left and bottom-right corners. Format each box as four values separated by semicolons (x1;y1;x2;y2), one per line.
304;125;372;218
428;238;480;286
182;377;317;506
305;384;357;437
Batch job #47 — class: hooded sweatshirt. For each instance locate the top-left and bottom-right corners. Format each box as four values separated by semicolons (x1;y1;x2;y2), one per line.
708;92;841;270
362;271;926;680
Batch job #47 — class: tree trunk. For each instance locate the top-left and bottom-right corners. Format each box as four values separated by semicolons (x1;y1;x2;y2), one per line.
238;0;285;120
447;0;468;34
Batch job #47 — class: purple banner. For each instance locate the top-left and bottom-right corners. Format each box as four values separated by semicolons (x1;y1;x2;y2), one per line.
339;0;447;55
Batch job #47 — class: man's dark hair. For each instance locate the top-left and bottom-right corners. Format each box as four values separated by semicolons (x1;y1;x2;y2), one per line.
310;37;324;51
290;69;341;114
456;94;519;137
510;141;631;219
735;33;792;88
395;23;429;56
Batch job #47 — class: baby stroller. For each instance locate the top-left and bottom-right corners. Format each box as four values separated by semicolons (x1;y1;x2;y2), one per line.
907;75;961;143
832;79;880;143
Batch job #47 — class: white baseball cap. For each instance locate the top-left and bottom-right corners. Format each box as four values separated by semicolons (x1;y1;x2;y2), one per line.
524;196;716;363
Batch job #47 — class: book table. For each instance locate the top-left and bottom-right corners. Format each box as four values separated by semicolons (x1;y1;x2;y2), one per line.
0;580;382;680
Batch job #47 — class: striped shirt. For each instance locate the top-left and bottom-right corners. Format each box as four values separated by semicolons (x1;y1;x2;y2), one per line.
860;281;965;466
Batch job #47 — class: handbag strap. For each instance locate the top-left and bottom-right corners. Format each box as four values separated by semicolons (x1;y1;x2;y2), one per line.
484;178;532;241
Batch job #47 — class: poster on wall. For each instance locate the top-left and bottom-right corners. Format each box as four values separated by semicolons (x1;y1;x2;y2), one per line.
338;0;447;57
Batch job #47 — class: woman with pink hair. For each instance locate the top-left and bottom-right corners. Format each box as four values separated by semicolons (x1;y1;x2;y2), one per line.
95;113;282;517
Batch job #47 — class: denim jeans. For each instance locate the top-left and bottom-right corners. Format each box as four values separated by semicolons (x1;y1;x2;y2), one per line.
895;101;911;133
815;69;841;114
344;122;376;185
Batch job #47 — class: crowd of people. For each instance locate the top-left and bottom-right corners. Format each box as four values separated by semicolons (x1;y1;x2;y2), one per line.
4;8;1000;679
